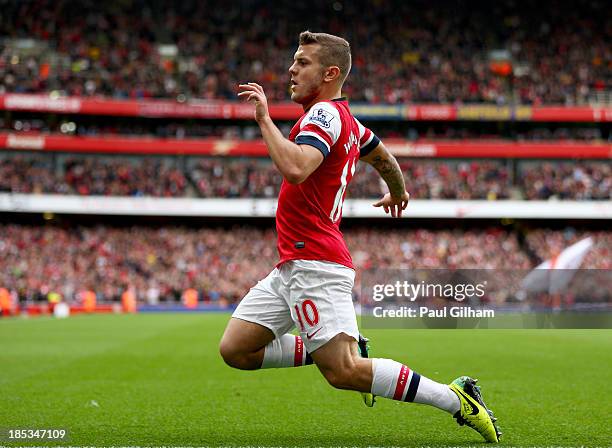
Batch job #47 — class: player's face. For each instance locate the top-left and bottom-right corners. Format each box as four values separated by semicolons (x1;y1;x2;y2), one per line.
288;44;325;105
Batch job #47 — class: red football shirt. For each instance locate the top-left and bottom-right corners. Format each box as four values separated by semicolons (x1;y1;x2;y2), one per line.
275;98;380;269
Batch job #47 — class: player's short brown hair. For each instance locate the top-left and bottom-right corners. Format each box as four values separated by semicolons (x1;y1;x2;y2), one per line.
299;31;351;84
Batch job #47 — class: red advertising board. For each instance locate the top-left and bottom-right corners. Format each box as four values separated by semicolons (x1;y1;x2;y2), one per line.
1;94;610;122
1;132;609;158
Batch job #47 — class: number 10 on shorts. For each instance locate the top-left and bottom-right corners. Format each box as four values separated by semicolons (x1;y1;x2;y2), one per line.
294;299;319;331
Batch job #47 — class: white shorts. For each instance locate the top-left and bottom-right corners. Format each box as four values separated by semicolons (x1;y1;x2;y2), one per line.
232;259;359;352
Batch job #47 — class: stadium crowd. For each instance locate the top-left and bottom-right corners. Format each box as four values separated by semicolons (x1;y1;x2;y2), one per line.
350;160;512;200
519;162;611;200
1;155;610;200
2;224;607;305
0;156;188;196
1;0;609;104
62;158;187;196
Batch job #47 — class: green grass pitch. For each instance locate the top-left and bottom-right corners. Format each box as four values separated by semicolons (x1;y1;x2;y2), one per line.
1;313;610;447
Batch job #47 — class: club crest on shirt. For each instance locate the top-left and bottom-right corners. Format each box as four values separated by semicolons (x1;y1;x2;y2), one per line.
308;108;335;128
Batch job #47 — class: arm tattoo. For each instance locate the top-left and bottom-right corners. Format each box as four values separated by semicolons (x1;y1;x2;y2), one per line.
371;155;406;197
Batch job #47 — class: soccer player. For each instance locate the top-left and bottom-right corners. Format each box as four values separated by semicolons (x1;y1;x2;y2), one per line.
221;31;501;443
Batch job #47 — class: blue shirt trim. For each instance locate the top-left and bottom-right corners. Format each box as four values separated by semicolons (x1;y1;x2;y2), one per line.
295;135;330;158
360;134;380;158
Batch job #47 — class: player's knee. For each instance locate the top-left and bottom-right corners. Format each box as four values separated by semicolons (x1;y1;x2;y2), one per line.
219;339;258;370
218;339;236;366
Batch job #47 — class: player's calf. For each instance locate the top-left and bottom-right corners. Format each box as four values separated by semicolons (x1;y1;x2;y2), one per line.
311;333;374;392
318;357;372;391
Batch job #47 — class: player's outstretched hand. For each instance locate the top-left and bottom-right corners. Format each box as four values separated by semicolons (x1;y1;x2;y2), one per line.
373;192;410;218
237;82;269;123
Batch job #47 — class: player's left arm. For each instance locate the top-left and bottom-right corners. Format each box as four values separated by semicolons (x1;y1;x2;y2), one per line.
238;82;323;184
360;140;410;218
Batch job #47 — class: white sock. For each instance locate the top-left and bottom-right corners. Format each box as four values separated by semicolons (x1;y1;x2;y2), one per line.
371;358;460;414
414;375;461;414
261;334;313;368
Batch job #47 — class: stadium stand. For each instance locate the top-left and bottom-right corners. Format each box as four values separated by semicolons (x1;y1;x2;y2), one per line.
0;154;610;200
0;224;607;304
518;161;611;200
1;0;609;104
